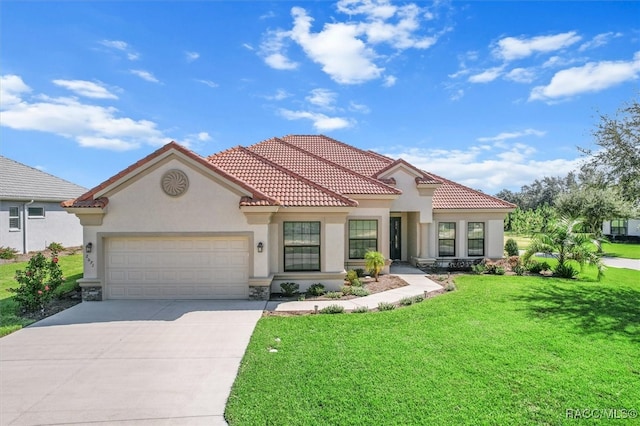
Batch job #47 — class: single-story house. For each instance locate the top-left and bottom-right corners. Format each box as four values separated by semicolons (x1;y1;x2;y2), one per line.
1;155;87;253
62;135;515;301
603;218;640;242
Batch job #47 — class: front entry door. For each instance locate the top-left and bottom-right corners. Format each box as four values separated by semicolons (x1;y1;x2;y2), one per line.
390;217;401;260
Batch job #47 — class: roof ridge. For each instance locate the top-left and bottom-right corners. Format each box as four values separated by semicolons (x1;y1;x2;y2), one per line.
284;134;394;165
262;138;402;195
0;155;87;191
238;146;358;207
427;170;517;208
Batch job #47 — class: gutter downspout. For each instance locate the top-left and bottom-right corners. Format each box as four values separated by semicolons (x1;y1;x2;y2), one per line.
23;200;34;254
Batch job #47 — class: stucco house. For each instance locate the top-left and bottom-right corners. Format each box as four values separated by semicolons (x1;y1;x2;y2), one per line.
1;155;87;253
603;218;640;241
62;135;515;301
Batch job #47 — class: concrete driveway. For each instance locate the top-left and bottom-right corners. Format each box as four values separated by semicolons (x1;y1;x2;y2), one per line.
0;300;266;426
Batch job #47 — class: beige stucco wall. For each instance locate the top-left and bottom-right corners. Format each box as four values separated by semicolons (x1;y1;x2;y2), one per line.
385;168;433;223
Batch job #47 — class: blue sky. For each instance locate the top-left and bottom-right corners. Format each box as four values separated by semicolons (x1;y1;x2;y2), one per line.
1;0;638;195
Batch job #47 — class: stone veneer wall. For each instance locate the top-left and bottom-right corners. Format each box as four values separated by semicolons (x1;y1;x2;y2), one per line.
249;285;270;301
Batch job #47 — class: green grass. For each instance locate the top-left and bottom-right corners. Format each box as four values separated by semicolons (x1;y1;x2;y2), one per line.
0;254;83;337
504;231;532;251
226;266;640;425
602;242;640;259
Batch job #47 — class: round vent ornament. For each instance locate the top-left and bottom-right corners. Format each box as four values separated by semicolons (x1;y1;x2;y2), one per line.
161;169;189;197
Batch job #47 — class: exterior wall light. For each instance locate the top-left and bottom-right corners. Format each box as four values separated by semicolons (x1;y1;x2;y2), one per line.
85;242;93;253
257;242;264;253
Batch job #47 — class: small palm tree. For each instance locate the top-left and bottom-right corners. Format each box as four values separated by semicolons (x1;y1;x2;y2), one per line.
523;217;604;280
364;251;386;282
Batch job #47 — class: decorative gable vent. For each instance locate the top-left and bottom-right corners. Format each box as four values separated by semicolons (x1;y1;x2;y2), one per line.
161;169;189;197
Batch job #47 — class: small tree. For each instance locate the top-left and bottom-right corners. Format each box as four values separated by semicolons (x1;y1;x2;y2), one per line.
523;217;604;280
364;251;385;282
504;238;519;256
9;249;64;312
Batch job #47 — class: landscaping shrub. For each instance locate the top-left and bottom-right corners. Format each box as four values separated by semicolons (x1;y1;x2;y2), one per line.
554;263;579;279
345;270;362;286
351;306;369;313
399;297;415;306
47;242;65;252
411;295;424;303
320;304;344;314
527;260;551;274
351;287;370;297
326;291;342;299
9;250;64;312
378;302;396;311
308;283;325;296
495;266;506;275
354;268;365;278
505;238;519;256
513;264;526;276
0;246;18;260
471;263;486;274
364;251;385;281
444;282;457;292
341;285;353;296
280;282;299;297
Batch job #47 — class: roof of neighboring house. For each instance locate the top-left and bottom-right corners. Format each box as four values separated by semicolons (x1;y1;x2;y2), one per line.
0;155;87;201
62;135;516;210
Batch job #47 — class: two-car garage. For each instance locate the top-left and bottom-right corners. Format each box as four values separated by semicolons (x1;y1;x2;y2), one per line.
104;236;250;299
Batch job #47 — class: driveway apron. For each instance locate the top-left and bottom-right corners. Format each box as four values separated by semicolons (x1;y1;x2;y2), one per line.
0;300;266;426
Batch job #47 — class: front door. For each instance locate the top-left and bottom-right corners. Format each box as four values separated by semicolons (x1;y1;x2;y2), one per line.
390;217;401;260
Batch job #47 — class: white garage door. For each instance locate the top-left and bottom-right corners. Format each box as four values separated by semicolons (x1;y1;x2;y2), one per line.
106;236;249;299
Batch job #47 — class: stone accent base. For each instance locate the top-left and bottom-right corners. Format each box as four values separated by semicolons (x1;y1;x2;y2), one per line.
249;285;270;301
82;286;103;301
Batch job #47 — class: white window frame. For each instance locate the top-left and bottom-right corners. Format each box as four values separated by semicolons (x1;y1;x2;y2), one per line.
27;206;45;219
9;206;21;231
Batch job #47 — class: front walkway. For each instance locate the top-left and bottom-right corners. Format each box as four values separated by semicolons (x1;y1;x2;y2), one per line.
265;264;442;312
602;257;640;271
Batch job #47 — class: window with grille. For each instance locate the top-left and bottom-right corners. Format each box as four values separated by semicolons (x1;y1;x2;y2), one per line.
349;220;378;259
284;222;321;271
610;219;627;236
438;222;456;257
468;222;485;257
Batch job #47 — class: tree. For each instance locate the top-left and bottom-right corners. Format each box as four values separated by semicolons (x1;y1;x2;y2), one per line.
523;217;604;280
364;251;385;282
555;186;636;239
579;99;640;204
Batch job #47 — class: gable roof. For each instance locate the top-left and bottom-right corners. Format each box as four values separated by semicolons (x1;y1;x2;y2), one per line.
62;135;516;211
0;155;87;201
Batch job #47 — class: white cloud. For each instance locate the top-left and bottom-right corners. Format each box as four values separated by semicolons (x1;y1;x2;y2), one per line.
242;43;254;50
52;79;118;99
279;108;352;131
185;51;200;62
530;52;640;101
260;0;445;84
263;89;291;101
579;32;622;52
197;132;211;141
196;79;219;88
306;88;337;109
0;74;172;151
493;31;582;61
383;75;397;87
99;39;139;60
504;67;536;84
130;69;160;83
468;66;504;83
0;74;32;106
477;128;546;143
349;101;370;114
379;142;581;193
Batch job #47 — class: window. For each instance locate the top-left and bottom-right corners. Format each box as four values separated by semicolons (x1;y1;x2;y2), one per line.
438;222;456;257
27;207;45;218
349;220;378;259
610;219;628;236
9;207;20;230
468;222;485;257
284;221;320;271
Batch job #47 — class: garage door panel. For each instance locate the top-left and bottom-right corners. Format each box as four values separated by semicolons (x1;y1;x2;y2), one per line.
106;236;249;299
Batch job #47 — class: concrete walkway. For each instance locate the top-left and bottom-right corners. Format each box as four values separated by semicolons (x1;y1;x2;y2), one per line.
266;264;442;312
0;300;265;426
602;257;640;271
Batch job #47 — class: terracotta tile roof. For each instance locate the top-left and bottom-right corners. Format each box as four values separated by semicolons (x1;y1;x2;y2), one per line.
374;158;443;185
282;135;394;177
248;138;401;196
208;147;356;207
429;172;516;210
62;141;277;208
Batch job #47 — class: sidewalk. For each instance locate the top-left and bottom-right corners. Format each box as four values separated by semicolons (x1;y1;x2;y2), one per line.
265;264;442;312
602;257;640;271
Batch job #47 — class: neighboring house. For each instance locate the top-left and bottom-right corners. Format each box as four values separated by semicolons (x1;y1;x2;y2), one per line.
0;155;87;253
603;218;640;241
62;135;515;301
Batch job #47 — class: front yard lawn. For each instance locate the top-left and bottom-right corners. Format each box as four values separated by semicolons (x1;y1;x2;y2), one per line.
602;241;640;259
226;266;640;425
0;254;83;337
